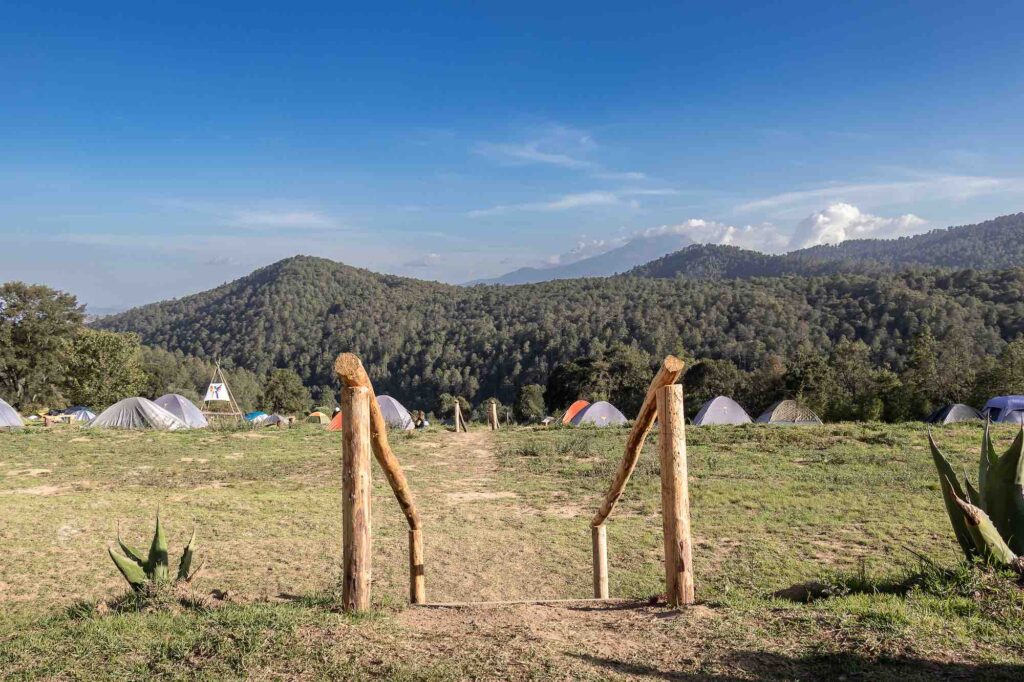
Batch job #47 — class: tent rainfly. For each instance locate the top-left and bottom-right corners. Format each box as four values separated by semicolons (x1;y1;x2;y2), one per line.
756;400;822;425
307;411;330;425
88;397;188;430
570;401;627;427
377;395;414;430
926;403;982;425
981;396;1024;423
561;400;590;425
0;398;23;429
244;411;268;422
155;394;209;428
693;396;752;425
63;406;96;422
328;411;343;432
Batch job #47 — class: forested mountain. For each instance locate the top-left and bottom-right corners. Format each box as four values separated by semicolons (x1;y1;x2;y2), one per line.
96;255;1024;413
630;213;1024;279
471;232;693;285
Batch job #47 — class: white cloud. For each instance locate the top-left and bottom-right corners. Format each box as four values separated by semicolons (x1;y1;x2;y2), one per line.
788;203;927;248
636;219;792;253
231;210;336;229
468;188;678;217
735;174;1024;216
474;125;596;169
403;253;442;268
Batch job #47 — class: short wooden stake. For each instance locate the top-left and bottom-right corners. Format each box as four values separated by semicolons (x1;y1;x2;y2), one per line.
409;529;425;604
657;384;694;607
592;524;609;599
453;401;466;433
342;385;372;612
488;400;499;431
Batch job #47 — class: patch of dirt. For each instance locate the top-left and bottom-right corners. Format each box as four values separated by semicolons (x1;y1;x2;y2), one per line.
224;453;244;460
5;468;51;477
69;437;91;443
445;491;518;503
231;433;267;439
0;485;67;496
179;458;210;463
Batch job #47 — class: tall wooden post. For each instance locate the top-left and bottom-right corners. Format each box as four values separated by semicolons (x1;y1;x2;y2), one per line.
342;385;372;612
453;401;466;433
657;384;694;607
591;524;609;599
408;529;425;603
488;400;499;431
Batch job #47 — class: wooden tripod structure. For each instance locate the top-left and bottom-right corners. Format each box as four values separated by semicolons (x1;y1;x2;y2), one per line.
202;363;244;422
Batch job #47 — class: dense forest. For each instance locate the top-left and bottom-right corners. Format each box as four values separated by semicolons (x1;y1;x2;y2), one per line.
630;212;1024;279
94;251;1024;419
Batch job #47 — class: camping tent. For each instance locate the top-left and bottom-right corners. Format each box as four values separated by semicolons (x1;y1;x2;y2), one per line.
0;398;23;429
981;396;1024;424
693;396;751;425
88;397;187;430
155;394;209;428
561;400;590;425
926;403;982;425
570;401;627;427
262;414;287;427
63;406;96;422
244;411;268;422
328;411;343;431
307;411;330;425
377;395;414;430
756;400;822;425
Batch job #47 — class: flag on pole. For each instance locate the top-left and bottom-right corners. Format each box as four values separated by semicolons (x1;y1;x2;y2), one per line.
204;383;230;402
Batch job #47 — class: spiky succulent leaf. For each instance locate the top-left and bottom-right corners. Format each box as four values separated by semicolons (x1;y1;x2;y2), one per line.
979;421;998;506
964;471;982;507
981;427;1024;548
930;433;977;559
109;547;148;591
1009;431;1024;555
952;494;1018;566
177;527;196;581
147;511;169;581
116;523;145;568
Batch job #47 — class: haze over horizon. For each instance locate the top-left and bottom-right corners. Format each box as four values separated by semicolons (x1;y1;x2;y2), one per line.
3;2;1024;310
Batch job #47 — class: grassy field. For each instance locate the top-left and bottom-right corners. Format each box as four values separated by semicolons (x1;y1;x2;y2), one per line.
1;421;1023;679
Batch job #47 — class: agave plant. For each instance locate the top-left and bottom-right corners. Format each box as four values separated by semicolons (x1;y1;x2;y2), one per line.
929;423;1024;572
108;512;202;591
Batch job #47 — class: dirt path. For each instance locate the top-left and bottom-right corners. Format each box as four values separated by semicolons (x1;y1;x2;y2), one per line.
404;429;587;603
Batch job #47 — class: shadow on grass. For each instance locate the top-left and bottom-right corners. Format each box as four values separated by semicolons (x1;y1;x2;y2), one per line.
574;651;1024;681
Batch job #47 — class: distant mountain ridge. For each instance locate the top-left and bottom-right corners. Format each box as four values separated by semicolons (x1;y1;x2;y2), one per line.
628;212;1024;279
470;232;693;285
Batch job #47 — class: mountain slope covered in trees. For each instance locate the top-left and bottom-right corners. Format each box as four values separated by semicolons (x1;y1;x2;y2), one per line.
629;212;1024;279
96;255;1024;414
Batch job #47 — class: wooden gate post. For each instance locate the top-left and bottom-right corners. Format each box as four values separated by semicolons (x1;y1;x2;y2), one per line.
656;384;694;606
453;401;466;433
591;524;609;599
488;400;499;431
342;385;372;612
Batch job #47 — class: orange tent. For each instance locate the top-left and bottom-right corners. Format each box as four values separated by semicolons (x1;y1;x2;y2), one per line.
328;411;343;431
561;400;590;425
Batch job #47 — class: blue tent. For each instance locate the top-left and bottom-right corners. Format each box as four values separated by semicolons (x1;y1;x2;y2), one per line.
981;396;1024;423
244;411;268;422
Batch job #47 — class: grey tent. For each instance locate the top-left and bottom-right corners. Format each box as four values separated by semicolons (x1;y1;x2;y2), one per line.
155;394;209;428
693;396;751;425
927;403;982;424
756;400;822;425
0;398;23;429
88;397;188;430
63;406;97;422
570;401;627;427
377;395;414;430
981;396;1024;424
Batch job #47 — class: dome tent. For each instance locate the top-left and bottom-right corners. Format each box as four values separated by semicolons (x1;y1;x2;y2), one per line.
377;395;414;430
328;411;343;431
88;397;188;430
561;400;590;425
756;400;822;425
155;394;209;428
244;411;268;422
0;398;24;429
63;406;96;422
981;396;1024;424
307;411;330;425
926;403;982;425
693;396;751;425
570;401;627;427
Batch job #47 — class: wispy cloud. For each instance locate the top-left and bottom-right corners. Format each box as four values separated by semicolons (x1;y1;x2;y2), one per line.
735;174;1024;216
402;253;442;267
468;188;678;217
230;210;337;229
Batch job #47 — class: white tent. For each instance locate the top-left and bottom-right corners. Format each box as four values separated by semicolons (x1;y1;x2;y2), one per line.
693;396;752;425
88;397;188;430
154;394;209;428
377;395;414;430
0;398;23;429
63;406;97;422
570;401;627;427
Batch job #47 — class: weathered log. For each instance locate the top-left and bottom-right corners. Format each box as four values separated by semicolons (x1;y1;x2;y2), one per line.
592;524;609;599
591;355;685;527
342;385;372;612
334;353;421;530
657;384;694;606
409;529;425;604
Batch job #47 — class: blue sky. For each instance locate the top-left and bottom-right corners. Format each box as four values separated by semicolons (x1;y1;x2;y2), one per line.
2;1;1024;310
